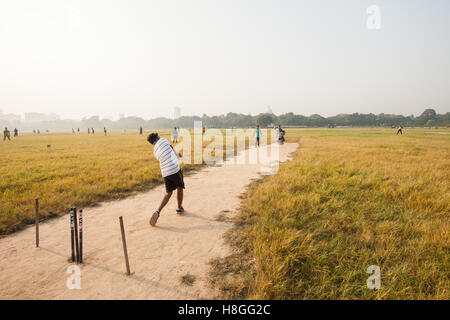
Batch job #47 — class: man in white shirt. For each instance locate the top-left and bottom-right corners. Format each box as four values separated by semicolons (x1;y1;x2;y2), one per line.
147;132;185;226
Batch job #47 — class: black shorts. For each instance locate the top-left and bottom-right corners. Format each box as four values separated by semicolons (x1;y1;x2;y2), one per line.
163;169;185;193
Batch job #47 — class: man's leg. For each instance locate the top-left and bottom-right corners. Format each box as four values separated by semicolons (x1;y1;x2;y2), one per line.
158;191;173;212
176;187;183;209
151;190;172;226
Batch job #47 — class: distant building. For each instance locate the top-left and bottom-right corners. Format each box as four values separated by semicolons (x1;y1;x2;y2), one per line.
267;105;273;114
24;112;60;123
0;110;22;122
47;113;60;121
24;113;45;122
174;106;181;119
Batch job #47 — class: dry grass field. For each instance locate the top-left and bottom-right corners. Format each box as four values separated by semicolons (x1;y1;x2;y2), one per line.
210;127;449;299
0;129;261;235
0;130;201;234
1;127;449;299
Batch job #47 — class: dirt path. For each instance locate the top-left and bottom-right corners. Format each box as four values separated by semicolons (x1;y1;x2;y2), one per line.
0;143;297;299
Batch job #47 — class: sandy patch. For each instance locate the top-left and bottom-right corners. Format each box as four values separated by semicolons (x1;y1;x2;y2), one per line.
0;143;297;299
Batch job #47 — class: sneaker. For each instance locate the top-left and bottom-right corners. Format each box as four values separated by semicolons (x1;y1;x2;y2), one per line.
176;207;184;214
150;211;160;227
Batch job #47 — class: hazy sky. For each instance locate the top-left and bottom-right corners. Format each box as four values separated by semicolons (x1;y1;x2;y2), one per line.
1;0;449;120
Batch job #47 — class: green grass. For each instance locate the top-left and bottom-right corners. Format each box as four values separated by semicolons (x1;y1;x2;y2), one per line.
210;127;450;300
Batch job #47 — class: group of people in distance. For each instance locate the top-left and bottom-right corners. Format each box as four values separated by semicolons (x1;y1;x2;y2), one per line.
255;125;286;147
146;122;406;228
69;126;144;136
277;125;286;144
4;125;286;145
146;124;287;227
174;125;285;148
3;127;18;141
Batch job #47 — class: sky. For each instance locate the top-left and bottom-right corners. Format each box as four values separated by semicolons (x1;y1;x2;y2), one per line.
0;0;449;120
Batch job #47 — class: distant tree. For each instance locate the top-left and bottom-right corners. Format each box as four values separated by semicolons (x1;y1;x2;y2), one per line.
11;108;450;131
420;109;437;119
417;109;437;126
309;114;327;126
0;119;10;128
425;120;436;128
439;112;450;127
256;113;275;127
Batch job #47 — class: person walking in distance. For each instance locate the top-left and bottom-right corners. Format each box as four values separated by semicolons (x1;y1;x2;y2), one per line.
140;126;143;135
147;132;184;226
172;127;179;143
396;125;403;135
277;125;282;144
104;127;107;136
3;127;11;141
255;125;261;147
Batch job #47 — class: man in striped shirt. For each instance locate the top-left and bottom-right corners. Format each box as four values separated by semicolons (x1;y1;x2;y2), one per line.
147;132;185;226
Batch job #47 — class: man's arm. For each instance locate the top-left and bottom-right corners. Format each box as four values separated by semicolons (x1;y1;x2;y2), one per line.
170;144;182;158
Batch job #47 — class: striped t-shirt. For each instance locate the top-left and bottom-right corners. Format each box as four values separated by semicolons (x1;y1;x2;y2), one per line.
153;138;180;177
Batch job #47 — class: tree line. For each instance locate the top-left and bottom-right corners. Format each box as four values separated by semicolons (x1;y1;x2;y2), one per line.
1;108;448;131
